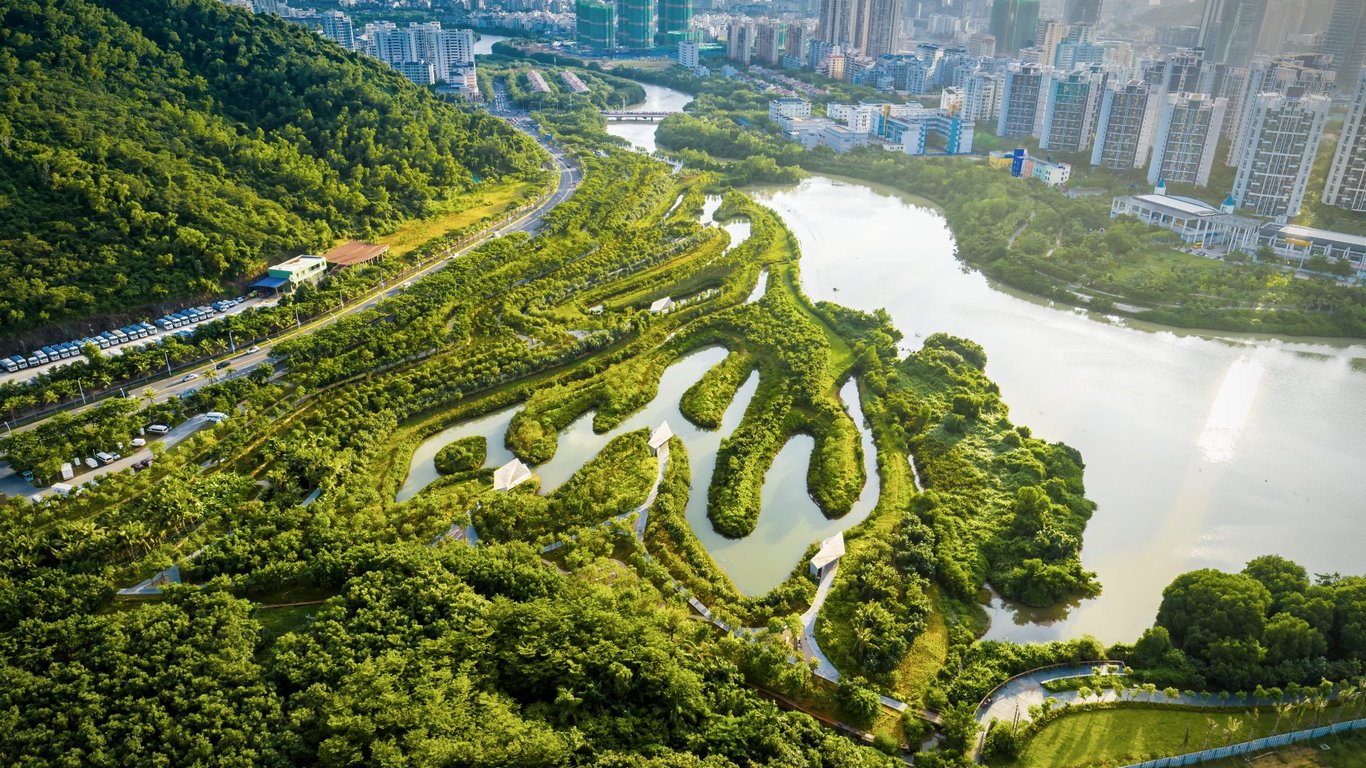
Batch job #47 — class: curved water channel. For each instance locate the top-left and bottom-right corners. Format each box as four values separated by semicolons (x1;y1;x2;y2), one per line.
398;347;880;595
397;196;863;595
603;83;1366;643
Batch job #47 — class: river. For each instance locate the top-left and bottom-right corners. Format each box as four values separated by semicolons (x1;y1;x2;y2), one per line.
603;82;694;153
606;85;1366;643
471;33;507;57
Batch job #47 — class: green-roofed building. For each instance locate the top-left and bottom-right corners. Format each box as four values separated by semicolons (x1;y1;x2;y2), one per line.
576;0;617;50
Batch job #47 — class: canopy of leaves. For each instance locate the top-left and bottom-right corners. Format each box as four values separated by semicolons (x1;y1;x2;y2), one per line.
0;0;542;338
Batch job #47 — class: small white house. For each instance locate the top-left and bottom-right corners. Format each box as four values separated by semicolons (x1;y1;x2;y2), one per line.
493;459;533;491
649;297;674;314
648;421;673;456
810;531;845;578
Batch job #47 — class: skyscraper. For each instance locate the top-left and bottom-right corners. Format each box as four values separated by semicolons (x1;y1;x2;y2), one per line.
1148;93;1227;187
964;70;1002;122
1198;0;1268;67
617;0;656;48
997;62;1046;138
1225;54;1336;165
576;0;617;49
409;23;474;80
1034;19;1066;66
657;0;692;47
319;11;356;51
1039;67;1106;152
785;24;811;63
1091;81;1156;170
727;19;754;64
989;0;1040;56
1322;0;1366;87
1323;69;1366;212
816;0;899;57
1065;0;1101;25
756;21;785;65
678;39;701;69
863;0;901;58
1230;88;1331;217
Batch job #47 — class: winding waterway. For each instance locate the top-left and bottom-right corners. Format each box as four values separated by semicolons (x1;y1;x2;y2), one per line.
398;198;870;595
607;86;1366;643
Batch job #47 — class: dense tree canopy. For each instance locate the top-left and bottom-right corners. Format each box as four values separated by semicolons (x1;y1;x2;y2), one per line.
0;0;542;338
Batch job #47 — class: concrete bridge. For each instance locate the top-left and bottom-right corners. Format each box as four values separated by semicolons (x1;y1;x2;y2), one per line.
600;111;675;121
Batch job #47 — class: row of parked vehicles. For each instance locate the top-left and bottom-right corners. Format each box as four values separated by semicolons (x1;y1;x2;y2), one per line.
1;296;249;374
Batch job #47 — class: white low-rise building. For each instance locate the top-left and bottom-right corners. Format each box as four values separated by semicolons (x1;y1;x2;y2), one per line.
1110;189;1260;251
768;97;811;121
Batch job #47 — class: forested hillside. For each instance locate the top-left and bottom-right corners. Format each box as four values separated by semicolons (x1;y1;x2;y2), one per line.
0;0;543;337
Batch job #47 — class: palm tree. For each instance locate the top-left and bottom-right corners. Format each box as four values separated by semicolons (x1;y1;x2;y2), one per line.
1334;685;1357;725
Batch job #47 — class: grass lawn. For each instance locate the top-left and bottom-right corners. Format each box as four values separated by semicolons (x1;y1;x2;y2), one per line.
891;590;948;705
253;603;321;645
1106;245;1227;286
1203;730;1366;768
375;179;538;258
1005;705;1363;768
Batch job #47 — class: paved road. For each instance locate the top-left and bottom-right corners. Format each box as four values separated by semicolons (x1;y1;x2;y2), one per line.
0;296;279;388
1;415;213;499
2;125;579;449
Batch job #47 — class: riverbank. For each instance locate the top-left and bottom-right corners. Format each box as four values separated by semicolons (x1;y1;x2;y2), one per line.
620;70;1366;340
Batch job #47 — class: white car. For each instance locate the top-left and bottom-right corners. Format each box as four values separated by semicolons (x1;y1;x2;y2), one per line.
246;346;260;354
205;411;229;423
181;372;200;383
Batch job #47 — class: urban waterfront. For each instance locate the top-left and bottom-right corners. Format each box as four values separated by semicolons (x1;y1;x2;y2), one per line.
611;82;1366;642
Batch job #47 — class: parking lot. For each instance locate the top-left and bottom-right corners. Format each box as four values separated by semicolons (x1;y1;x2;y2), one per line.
0;295;278;387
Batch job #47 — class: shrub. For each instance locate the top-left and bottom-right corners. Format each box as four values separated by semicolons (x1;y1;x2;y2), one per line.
434;437;487;475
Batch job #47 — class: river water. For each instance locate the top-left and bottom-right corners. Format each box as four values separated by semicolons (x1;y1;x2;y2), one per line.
471;33;508;57
603;82;693;153
606;86;1366;643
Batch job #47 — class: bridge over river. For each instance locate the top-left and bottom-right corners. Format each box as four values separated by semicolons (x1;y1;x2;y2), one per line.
600;110;675;121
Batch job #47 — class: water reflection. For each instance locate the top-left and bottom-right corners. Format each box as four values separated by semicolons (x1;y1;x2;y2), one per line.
747;174;1366;642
